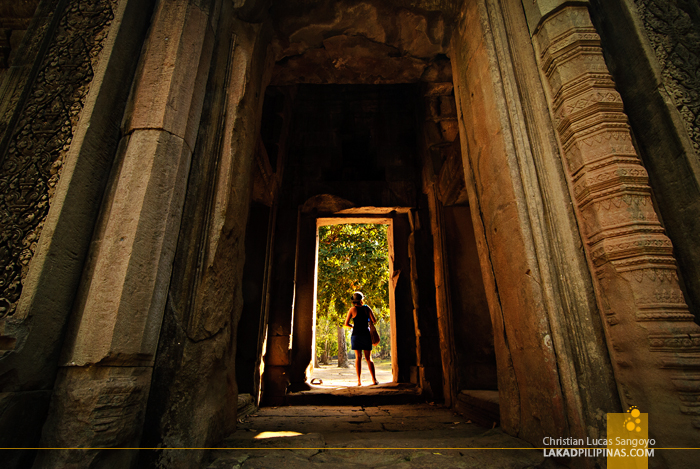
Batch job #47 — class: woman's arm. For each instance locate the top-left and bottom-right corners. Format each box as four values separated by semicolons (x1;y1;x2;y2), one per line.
368;307;377;325
344;308;354;328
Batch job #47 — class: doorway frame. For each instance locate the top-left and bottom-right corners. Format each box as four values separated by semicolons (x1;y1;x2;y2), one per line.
313;216;396;382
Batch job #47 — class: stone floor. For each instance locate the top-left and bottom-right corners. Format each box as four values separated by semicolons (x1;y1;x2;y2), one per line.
287;359;422;406
206;404;562;468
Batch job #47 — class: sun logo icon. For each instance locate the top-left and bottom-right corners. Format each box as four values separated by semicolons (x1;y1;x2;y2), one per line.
624;406;642;432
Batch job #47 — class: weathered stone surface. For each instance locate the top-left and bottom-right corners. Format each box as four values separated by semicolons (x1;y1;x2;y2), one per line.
451;0;572;444
60;129;193;366
270;0;450;85
522;0;590;33
36;366;151;468
588;0;700;323
36;2;216;467
532;5;700;466
266;333;291;366
0;1;40;76
139;7;274;468
207;405;551;469
122;0;215;151
442;205;495;391
289;213;318;388
272;35;429;85
0;1;153;464
1;0;115;322
4;2;698;468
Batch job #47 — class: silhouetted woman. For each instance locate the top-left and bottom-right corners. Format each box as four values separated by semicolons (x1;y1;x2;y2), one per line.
344;291;379;386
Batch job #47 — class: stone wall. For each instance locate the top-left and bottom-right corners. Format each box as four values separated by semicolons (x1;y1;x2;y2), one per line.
634;0;700;156
0;0;114;325
528;2;700;465
0;1;153;466
3;1;697;467
34;0;225;466
588;0;700;323
442;205;496;391
137;2;276;466
452;0;622;452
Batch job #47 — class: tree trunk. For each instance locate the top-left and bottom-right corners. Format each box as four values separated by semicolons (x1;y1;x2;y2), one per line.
337;326;348;368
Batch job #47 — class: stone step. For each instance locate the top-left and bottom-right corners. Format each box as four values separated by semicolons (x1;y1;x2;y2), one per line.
285;382;422;406
237;393;257;419
455;389;500;428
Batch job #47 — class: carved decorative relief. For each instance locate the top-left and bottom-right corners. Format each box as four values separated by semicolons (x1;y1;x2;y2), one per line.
635;0;700;157
0;1;115;319
534;5;700;448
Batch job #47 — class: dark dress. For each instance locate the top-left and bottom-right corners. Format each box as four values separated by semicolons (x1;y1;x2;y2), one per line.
350;305;373;351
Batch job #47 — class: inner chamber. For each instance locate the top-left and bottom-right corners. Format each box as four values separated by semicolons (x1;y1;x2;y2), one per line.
235;78;498;423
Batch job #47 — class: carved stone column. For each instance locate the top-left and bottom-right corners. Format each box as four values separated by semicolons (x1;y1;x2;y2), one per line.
0;1;153;465
529;2;700;460
35;0;219;466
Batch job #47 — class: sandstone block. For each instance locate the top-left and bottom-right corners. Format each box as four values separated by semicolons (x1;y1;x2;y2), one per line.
523;0;590;35
61;129;192;367
266;335;291;366
121;0;212;150
37;366;151;467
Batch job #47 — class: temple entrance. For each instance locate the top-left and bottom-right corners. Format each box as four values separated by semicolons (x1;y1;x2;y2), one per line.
311;222;393;387
6;2;700;468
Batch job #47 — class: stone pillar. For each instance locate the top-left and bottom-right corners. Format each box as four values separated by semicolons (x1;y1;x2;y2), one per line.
140;7;274;465
0;1;153;466
35;0;218;466
391;213;418;383
289;211;319;390
587;0;700;321
451;0;629;450
262;202;296;405
528;2;700;462
426;186;456;406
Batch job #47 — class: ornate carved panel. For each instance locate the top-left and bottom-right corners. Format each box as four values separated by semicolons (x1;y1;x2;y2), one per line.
533;5;700;454
0;1;115;319
635;0;700;157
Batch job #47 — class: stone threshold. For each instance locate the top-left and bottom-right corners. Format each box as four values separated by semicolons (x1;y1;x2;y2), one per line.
285;382;422;406
454;389;499;428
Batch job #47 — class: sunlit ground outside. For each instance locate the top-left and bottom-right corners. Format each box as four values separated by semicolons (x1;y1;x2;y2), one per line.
310;357;393;388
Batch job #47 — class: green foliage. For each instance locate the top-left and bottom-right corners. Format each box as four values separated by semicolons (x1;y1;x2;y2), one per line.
315;224;391;361
315;316;338;363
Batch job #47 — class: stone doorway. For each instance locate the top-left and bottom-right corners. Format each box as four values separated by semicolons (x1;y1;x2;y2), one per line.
311;220;395;386
15;2;697;468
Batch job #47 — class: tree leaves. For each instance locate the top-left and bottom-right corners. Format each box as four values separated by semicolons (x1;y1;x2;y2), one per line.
315;223;391;362
316;223;390;322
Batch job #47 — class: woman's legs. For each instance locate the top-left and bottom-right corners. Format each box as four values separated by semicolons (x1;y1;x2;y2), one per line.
355;351;362;386
363;350;378;385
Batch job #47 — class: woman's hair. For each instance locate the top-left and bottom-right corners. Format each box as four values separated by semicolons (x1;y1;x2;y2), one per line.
352;292;364;304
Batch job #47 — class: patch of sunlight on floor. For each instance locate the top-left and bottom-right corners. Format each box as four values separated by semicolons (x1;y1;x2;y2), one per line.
253;431;305;439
